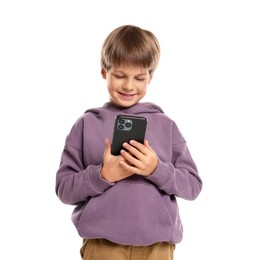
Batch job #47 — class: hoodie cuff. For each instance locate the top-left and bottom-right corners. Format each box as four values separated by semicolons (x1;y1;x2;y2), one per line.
88;165;114;194
146;160;173;188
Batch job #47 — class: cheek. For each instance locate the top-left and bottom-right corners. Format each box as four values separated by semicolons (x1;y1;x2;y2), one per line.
108;77;119;88
142;87;148;95
138;82;148;93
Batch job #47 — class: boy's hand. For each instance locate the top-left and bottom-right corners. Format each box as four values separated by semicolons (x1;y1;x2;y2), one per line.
120;140;158;176
101;138;134;183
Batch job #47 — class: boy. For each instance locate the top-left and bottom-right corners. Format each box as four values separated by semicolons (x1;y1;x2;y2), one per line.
55;25;202;260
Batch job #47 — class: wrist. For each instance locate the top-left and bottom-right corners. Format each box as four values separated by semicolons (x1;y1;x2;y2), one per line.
101;167;114;183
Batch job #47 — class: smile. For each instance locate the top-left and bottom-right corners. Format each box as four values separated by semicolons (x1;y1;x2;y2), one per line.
118;92;136;98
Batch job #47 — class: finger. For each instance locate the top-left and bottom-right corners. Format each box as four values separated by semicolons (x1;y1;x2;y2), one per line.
144;140;149;147
129;140;149;155
104;138;112;156
122;142;145;160
119;160;142;174
120;149;141;166
144;140;156;153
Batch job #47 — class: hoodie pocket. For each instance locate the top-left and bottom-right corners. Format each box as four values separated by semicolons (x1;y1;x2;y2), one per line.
153;193;178;229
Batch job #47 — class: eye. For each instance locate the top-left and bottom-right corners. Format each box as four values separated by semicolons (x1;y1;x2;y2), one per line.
136;77;146;81
114;74;125;79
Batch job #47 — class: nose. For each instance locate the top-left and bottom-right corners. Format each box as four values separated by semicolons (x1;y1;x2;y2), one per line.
122;79;133;91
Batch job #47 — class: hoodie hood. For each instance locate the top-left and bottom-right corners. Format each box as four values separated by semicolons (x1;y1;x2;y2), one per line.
85;102;164;117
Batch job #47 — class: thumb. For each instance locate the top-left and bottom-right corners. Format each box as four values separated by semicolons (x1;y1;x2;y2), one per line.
104;138;112;155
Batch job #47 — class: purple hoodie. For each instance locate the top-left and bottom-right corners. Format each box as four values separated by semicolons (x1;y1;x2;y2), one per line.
55;102;202;246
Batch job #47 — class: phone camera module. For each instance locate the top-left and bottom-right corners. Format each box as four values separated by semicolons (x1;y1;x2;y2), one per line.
117;118;133;131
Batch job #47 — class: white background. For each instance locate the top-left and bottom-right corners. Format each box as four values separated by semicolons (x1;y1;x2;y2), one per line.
0;0;252;259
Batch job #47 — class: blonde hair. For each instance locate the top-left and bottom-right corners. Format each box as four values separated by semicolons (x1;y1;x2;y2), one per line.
101;25;160;75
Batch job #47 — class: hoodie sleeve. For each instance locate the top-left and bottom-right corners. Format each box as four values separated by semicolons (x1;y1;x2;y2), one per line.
55;117;113;205
147;122;202;200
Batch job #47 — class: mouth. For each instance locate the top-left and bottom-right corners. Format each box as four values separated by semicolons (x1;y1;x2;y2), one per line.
118;91;136;99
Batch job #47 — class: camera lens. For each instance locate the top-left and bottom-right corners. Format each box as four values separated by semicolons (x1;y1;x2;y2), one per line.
125;122;132;128
118;124;124;130
119;119;125;124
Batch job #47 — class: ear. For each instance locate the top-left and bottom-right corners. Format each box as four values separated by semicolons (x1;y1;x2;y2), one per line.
101;67;107;79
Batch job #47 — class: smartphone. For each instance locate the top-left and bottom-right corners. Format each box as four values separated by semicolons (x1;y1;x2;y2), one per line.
111;115;147;155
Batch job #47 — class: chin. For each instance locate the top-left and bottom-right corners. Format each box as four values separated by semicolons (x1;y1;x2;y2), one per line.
117;102;135;108
111;97;138;108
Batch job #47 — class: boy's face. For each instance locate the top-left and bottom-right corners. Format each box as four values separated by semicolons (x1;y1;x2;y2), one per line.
101;65;153;108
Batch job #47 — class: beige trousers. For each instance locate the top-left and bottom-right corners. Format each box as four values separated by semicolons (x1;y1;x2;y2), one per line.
80;239;175;260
